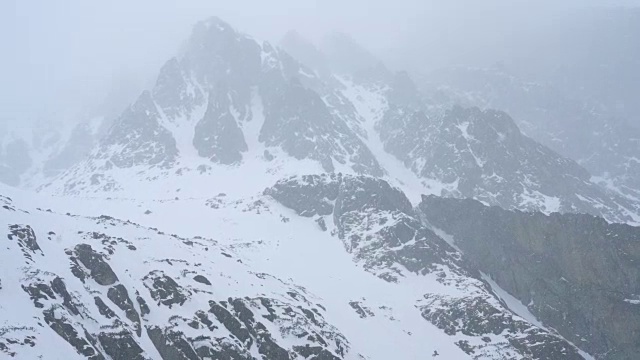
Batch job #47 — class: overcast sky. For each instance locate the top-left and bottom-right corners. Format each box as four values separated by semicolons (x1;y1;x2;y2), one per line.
2;0;638;129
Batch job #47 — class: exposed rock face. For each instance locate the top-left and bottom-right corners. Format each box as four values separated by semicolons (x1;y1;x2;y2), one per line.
8;225;43;263
105;90;179;169
420;195;640;359
49;16;384;196
279;30;639;224
422;65;640;198
193;85;248;164
420;294;583;360
192;275;211;285
45;309;105;360
7;14;640;360
107;284;142;336
379;104;637;223
36;17;639;231
0;184;359;360
73;244;119;286
186;17;262;96
146;326;201;360
266;174;585;358
265;173;340;217
0;113;112;189
143;270;190;308
20;273;107;359
260;78;381;175
97;331;145;360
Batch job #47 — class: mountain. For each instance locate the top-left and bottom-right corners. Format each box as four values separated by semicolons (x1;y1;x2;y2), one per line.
419;66;640;204
1;183;358;359
1;176;589;359
0;118;99;188
0;91;124;189
2;16;640;360
37;19;639;225
43;17;382;197
420;195;640;359
379;103;639;222
280;31;639;224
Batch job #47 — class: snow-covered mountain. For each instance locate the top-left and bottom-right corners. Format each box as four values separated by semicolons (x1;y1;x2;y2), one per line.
2;16;639;360
421;195;640;359
42;18;382;197
0;110;112;189
0;61;141;189
1;175;591;359
36;18;639;225
419;66;640;209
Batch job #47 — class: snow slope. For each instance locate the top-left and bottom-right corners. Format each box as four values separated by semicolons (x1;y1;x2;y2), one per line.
1;175;590;359
4;15;638;360
36;17;640;226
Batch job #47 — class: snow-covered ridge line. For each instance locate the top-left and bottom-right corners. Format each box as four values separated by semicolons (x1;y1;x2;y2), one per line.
18;16;635;226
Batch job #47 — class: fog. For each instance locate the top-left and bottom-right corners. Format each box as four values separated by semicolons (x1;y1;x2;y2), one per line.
2;0;638;129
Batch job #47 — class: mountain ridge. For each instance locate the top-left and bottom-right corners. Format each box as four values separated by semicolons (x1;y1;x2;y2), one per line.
1;16;639;360
32;17;639;226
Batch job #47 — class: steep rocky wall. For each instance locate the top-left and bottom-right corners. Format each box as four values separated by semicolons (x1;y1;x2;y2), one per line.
420;195;640;359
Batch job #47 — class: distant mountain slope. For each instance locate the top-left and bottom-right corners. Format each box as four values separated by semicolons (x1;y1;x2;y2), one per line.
420;195;640;359
0;184;363;360
5;16;640;360
36;18;639;226
1;176;588;359
44;17;382;197
420;66;640;205
379;103;639;223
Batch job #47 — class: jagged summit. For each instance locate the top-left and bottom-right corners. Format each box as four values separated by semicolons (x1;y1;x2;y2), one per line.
42;17;384;197
34;16;639;225
3;15;640;360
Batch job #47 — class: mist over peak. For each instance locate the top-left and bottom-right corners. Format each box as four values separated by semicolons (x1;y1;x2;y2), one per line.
2;3;640;360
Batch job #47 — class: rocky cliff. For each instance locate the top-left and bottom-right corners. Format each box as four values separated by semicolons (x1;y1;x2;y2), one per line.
420;195;640;359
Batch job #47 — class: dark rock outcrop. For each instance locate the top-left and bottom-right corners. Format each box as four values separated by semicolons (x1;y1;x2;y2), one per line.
192;275;211;286
107;284;142;336
44;308;105;360
8;225;43;263
420;195;640;359
380;104;637;223
147;326;200;360
143;271;190;308
264;173;340;217
97;331;146;360
193;85;248;165
267;174;587;358
104;91;178;169
73;244;119;286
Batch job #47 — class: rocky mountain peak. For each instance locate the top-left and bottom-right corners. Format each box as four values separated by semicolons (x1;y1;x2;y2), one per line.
3;14;640;360
420;194;640;358
185;17;262;91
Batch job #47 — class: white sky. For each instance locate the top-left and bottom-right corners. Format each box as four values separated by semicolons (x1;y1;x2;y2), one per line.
2;0;638;128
